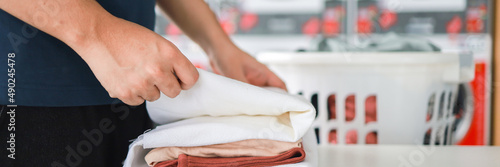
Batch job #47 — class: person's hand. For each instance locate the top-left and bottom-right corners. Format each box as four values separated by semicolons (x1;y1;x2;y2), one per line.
208;47;286;90
74;17;199;106
154;0;284;90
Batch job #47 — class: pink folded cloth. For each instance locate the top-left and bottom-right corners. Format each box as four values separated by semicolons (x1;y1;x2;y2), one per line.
145;139;302;166
153;147;306;167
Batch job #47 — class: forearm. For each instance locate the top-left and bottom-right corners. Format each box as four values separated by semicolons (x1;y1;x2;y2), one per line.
156;0;235;57
0;0;114;57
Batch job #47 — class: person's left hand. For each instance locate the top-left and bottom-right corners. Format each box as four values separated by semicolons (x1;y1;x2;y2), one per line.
208;47;287;91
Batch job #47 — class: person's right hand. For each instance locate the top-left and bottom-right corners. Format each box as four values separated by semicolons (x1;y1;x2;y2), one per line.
73;17;199;106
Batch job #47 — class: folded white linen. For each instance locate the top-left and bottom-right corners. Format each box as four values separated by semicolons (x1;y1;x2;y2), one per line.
123;128;318;167
123;69;317;167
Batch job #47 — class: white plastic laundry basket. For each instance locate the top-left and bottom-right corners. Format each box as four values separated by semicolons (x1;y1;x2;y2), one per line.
258;52;474;145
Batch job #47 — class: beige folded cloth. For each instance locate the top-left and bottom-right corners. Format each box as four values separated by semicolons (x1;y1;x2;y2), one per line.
145;139;302;166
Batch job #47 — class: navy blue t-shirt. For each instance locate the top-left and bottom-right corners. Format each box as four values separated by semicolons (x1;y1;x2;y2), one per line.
0;0;156;106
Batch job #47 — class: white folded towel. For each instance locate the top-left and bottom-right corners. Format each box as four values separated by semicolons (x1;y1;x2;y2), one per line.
123;69;317;167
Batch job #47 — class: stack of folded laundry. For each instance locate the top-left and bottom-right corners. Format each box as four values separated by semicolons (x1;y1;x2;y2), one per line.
123;69;317;167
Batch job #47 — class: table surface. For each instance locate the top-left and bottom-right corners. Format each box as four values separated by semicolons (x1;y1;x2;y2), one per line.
318;145;500;167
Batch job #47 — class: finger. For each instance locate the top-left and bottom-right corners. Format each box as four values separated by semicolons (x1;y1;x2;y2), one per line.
128;74;160;102
122;97;145;106
221;64;248;83
245;69;267;86
209;61;221;75
139;84;161;102
173;56;199;90
119;91;145;106
109;92;117;98
264;69;287;91
154;71;182;98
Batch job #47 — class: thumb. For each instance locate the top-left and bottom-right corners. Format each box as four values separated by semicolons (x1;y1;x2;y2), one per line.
221;64;248;83
265;70;287;91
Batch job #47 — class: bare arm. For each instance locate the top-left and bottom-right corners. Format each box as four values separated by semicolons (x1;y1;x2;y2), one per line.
156;0;232;56
157;0;286;90
0;0;199;105
0;0;107;51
